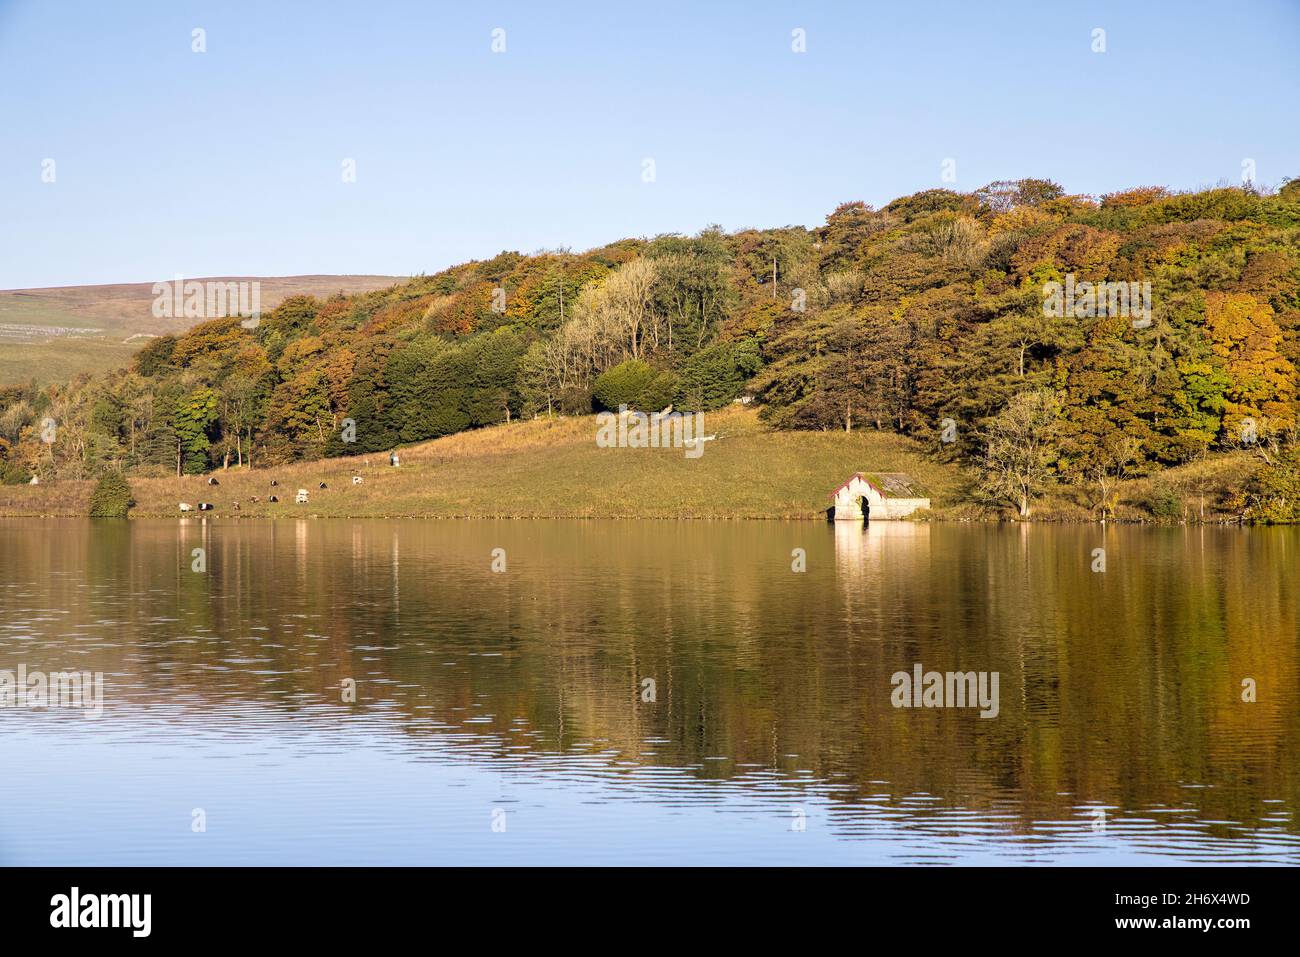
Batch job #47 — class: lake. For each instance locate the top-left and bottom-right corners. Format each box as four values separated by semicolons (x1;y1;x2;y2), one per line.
0;518;1296;865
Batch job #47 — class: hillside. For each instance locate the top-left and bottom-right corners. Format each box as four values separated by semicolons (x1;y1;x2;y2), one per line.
0;407;969;519
2;178;1300;523
0;275;402;385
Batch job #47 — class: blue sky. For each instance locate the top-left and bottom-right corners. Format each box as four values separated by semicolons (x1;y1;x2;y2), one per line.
1;0;1298;288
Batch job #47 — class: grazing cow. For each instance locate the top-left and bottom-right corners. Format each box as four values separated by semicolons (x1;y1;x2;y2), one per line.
207;477;219;486
250;496;260;503
270;480;278;487
268;495;278;503
318;482;328;490
232;502;241;510
352;476;363;485
179;503;192;512
198;503;213;511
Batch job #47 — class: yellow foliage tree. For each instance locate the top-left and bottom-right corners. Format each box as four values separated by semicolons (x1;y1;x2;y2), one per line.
1203;291;1298;437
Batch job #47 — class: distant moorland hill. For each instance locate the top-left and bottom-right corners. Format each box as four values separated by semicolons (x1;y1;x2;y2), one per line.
0;275;402;385
3;178;1300;523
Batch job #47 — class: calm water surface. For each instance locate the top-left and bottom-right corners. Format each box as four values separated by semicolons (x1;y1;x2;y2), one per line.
1;518;1297;865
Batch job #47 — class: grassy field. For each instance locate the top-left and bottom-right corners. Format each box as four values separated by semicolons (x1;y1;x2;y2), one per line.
0;275;402;385
0;407;974;519
3;406;1265;523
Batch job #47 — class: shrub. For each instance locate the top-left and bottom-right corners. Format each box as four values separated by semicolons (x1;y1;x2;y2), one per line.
1250;449;1300;523
87;472;134;518
1144;483;1184;520
558;386;592;415
592;360;656;411
637;371;680;412
0;458;30;485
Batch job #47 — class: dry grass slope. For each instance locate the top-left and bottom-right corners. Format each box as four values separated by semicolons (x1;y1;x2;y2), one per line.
0;407;972;519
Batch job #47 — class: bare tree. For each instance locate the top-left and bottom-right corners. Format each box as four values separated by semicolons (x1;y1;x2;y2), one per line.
1088;433;1143;521
980;389;1061;518
550;257;662;387
602;257;658;359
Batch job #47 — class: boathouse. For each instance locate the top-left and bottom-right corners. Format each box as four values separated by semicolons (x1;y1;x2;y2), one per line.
829;472;930;521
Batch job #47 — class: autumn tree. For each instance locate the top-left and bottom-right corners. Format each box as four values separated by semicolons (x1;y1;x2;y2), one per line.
1202;292;1298;440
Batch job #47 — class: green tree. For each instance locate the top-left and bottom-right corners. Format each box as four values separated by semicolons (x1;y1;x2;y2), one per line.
174;387;219;474
679;339;762;411
87;472;134;518
387;337;470;440
464;327;525;426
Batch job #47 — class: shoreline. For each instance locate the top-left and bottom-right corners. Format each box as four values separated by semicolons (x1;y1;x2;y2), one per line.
0;407;1279;524
0;510;1276;526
